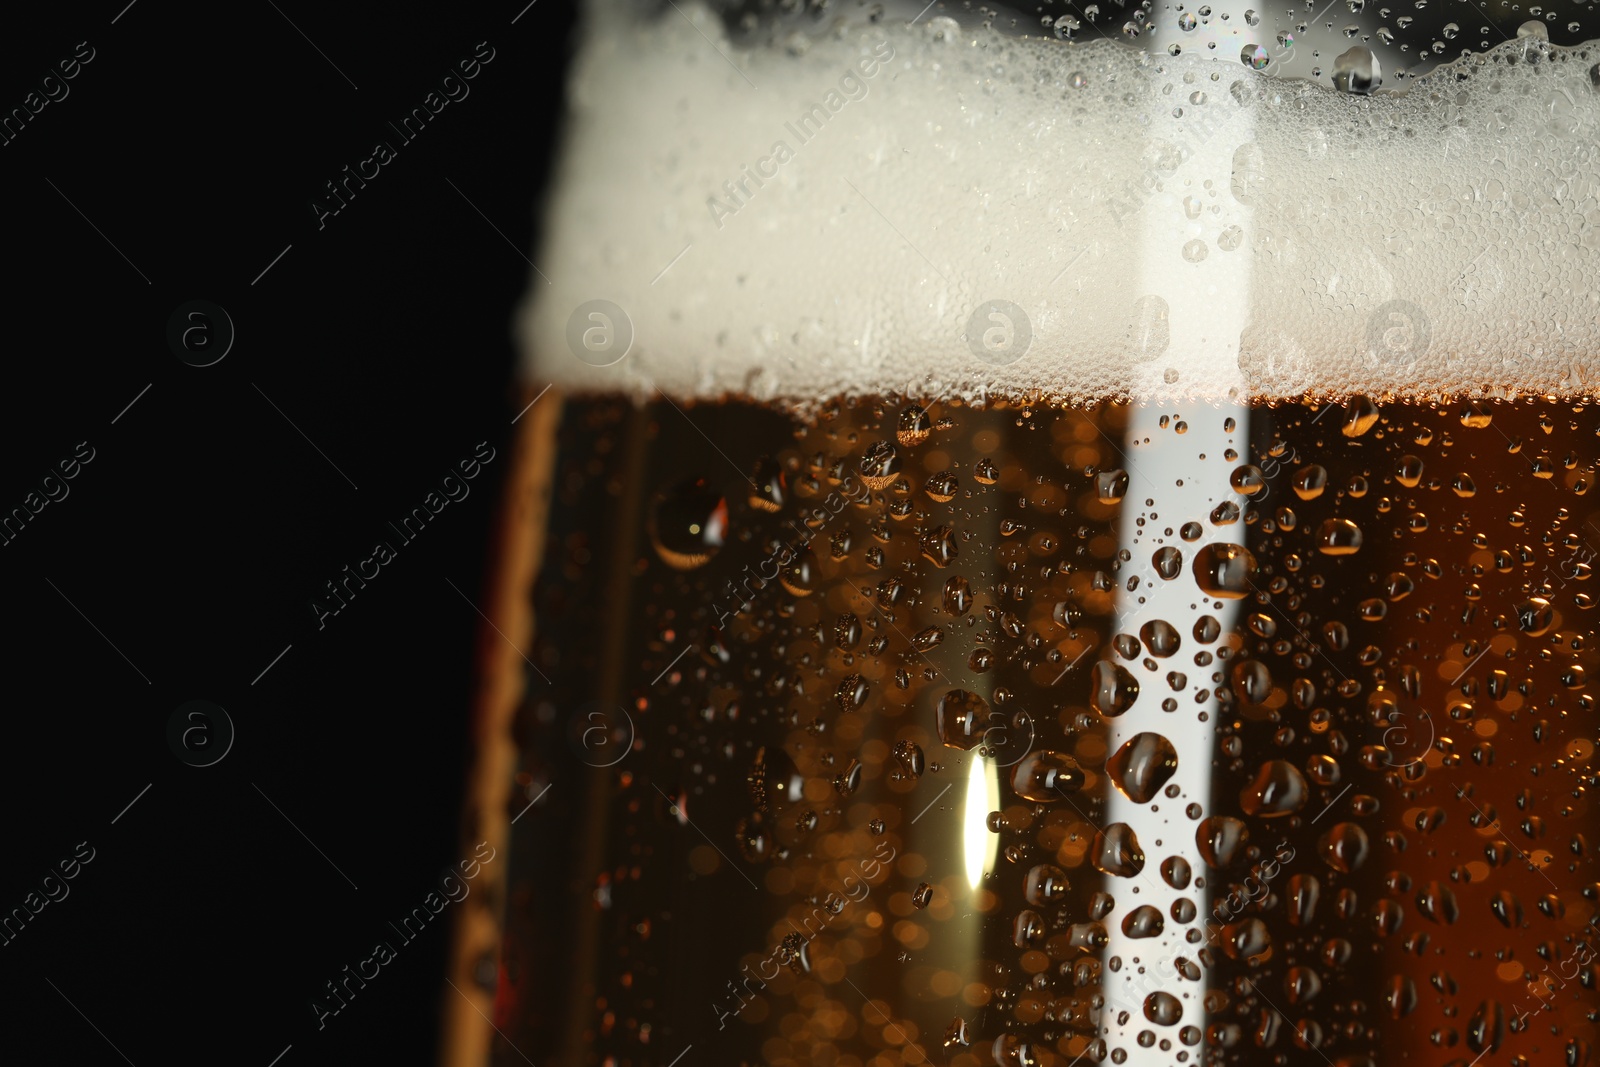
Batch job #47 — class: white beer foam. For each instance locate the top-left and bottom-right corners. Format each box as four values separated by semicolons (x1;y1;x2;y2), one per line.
519;5;1600;404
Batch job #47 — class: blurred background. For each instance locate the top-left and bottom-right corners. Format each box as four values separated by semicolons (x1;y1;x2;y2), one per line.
0;2;572;1063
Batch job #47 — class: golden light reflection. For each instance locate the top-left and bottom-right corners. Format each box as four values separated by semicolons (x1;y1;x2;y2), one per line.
963;756;998;890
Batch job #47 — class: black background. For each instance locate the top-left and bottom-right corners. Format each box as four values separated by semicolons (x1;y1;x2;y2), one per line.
1;2;574;1062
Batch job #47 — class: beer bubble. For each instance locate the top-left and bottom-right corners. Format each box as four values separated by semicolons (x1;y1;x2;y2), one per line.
648;479;728;569
1108;731;1180;803
912;882;934;908
973;459;999;485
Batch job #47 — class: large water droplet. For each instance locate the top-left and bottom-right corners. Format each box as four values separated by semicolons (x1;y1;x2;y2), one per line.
858;441;902;489
1239;760;1309;817
1220;917;1271;961
1196;815;1250;867
1144;990;1184;1025
943;575;973;615
1092;822;1146;877
1092;660;1140;717
1097;469;1130;504
1319;821;1371;872
936;689;990;750
1516;597;1554;635
780;548;819;595
649;479;729;569
1331;45;1381;94
1291;464;1328;500
921;525;959;567
1025;863;1071;906
1107;732;1179;803
1192;542;1258;598
748;457;786;512
893;739;926;778
897;405;931;446
1011;749;1086;801
1316;518;1364;556
1122;904;1165;939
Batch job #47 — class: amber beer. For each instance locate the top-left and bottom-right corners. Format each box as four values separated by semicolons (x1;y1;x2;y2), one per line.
441;391;1599;1067
438;2;1600;1064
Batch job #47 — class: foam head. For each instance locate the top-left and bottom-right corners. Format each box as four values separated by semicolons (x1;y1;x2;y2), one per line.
521;3;1600;404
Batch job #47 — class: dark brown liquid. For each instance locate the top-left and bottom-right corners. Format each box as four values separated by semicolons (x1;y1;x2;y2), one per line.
492;395;1599;1067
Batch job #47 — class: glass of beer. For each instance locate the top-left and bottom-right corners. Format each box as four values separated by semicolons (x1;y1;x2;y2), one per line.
442;2;1600;1065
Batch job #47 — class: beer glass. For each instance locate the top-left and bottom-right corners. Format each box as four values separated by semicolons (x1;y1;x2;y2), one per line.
442;2;1600;1064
